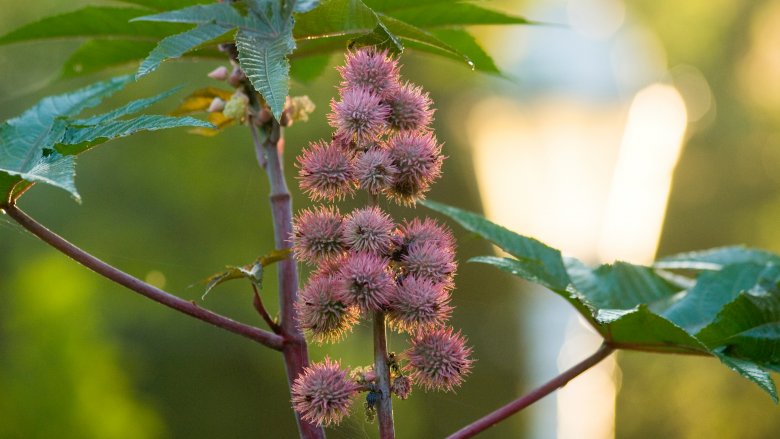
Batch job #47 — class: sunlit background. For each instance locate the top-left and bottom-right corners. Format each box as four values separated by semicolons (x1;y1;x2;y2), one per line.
1;0;780;438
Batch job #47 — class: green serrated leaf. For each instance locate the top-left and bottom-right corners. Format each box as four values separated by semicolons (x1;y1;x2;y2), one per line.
429;29;500;74
661;263;771;334
294;0;378;39
0;6;184;45
566;258;681;310
378;2;532;28
350;21;403;53
0;76;132;201
422;200;570;291
377;14;467;62
655;246;780;270
132;3;247;26
58;115;211;155
596;305;709;354
0;77;210;202
136;23;233;78
236;23;295;120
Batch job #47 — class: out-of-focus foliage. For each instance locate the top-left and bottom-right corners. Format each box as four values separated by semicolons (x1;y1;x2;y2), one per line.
0;255;164;439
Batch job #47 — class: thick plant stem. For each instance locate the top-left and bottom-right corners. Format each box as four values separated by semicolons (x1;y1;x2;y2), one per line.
373;311;395;439
3;204;284;351
447;343;616;439
254;121;325;439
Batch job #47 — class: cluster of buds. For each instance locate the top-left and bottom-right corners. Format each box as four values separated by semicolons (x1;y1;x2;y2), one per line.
290;48;472;427
206;62;315;127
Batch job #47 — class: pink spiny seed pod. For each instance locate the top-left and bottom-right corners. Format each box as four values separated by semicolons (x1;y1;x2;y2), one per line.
339;252;394;314
297;276;359;343
402;242;457;288
297;140;355;201
291;358;358;426
309;254;348;281
387;276;452;333
405;327;473;392
338;47;400;97
328;87;390;143
354;148;398;195
292;206;347;263
391;375;412;400
386;131;443;205
385;82;434;132
397;217;455;253
343;206;396;256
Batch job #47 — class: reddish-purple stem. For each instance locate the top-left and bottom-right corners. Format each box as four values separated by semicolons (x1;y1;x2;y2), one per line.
366;193;395;438
251;283;282;334
3;204;284;351
447;343;615;439
253;122;325;439
373;310;396;438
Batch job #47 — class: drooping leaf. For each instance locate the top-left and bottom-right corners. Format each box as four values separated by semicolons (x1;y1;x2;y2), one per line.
429;29;501;74
136;23;234;78
199;250;291;300
0;76;132;201
427;199;780;401
655;246;780;271
376;15;464;60
0;6;183;45
0;76;211;202
293;0;378;39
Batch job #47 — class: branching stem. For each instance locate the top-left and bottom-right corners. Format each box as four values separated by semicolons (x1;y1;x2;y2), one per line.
3;203;284;351
447;343;616;439
251;120;325;439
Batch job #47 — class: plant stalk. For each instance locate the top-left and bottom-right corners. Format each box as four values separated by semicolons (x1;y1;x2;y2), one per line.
253;121;325;439
373;311;395;438
3;204;284;350
447;343;615;439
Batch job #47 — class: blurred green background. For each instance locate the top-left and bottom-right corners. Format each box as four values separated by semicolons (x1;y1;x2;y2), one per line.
1;0;780;438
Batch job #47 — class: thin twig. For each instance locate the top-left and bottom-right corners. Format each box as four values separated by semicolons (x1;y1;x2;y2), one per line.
3;203;285;351
447;343;616;439
252;283;282;334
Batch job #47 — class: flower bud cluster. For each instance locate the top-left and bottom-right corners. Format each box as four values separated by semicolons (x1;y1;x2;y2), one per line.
290;48;472;427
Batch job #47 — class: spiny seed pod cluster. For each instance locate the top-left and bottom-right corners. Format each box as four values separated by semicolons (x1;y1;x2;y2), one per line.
290;48;472;428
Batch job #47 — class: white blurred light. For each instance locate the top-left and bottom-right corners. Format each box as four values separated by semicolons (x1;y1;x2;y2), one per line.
598;84;688;264
568;0;626;40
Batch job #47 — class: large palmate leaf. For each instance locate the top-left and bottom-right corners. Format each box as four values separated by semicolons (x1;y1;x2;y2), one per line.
133;1;296;119
423;199;780;401
0;0;532;86
0;76;210;202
